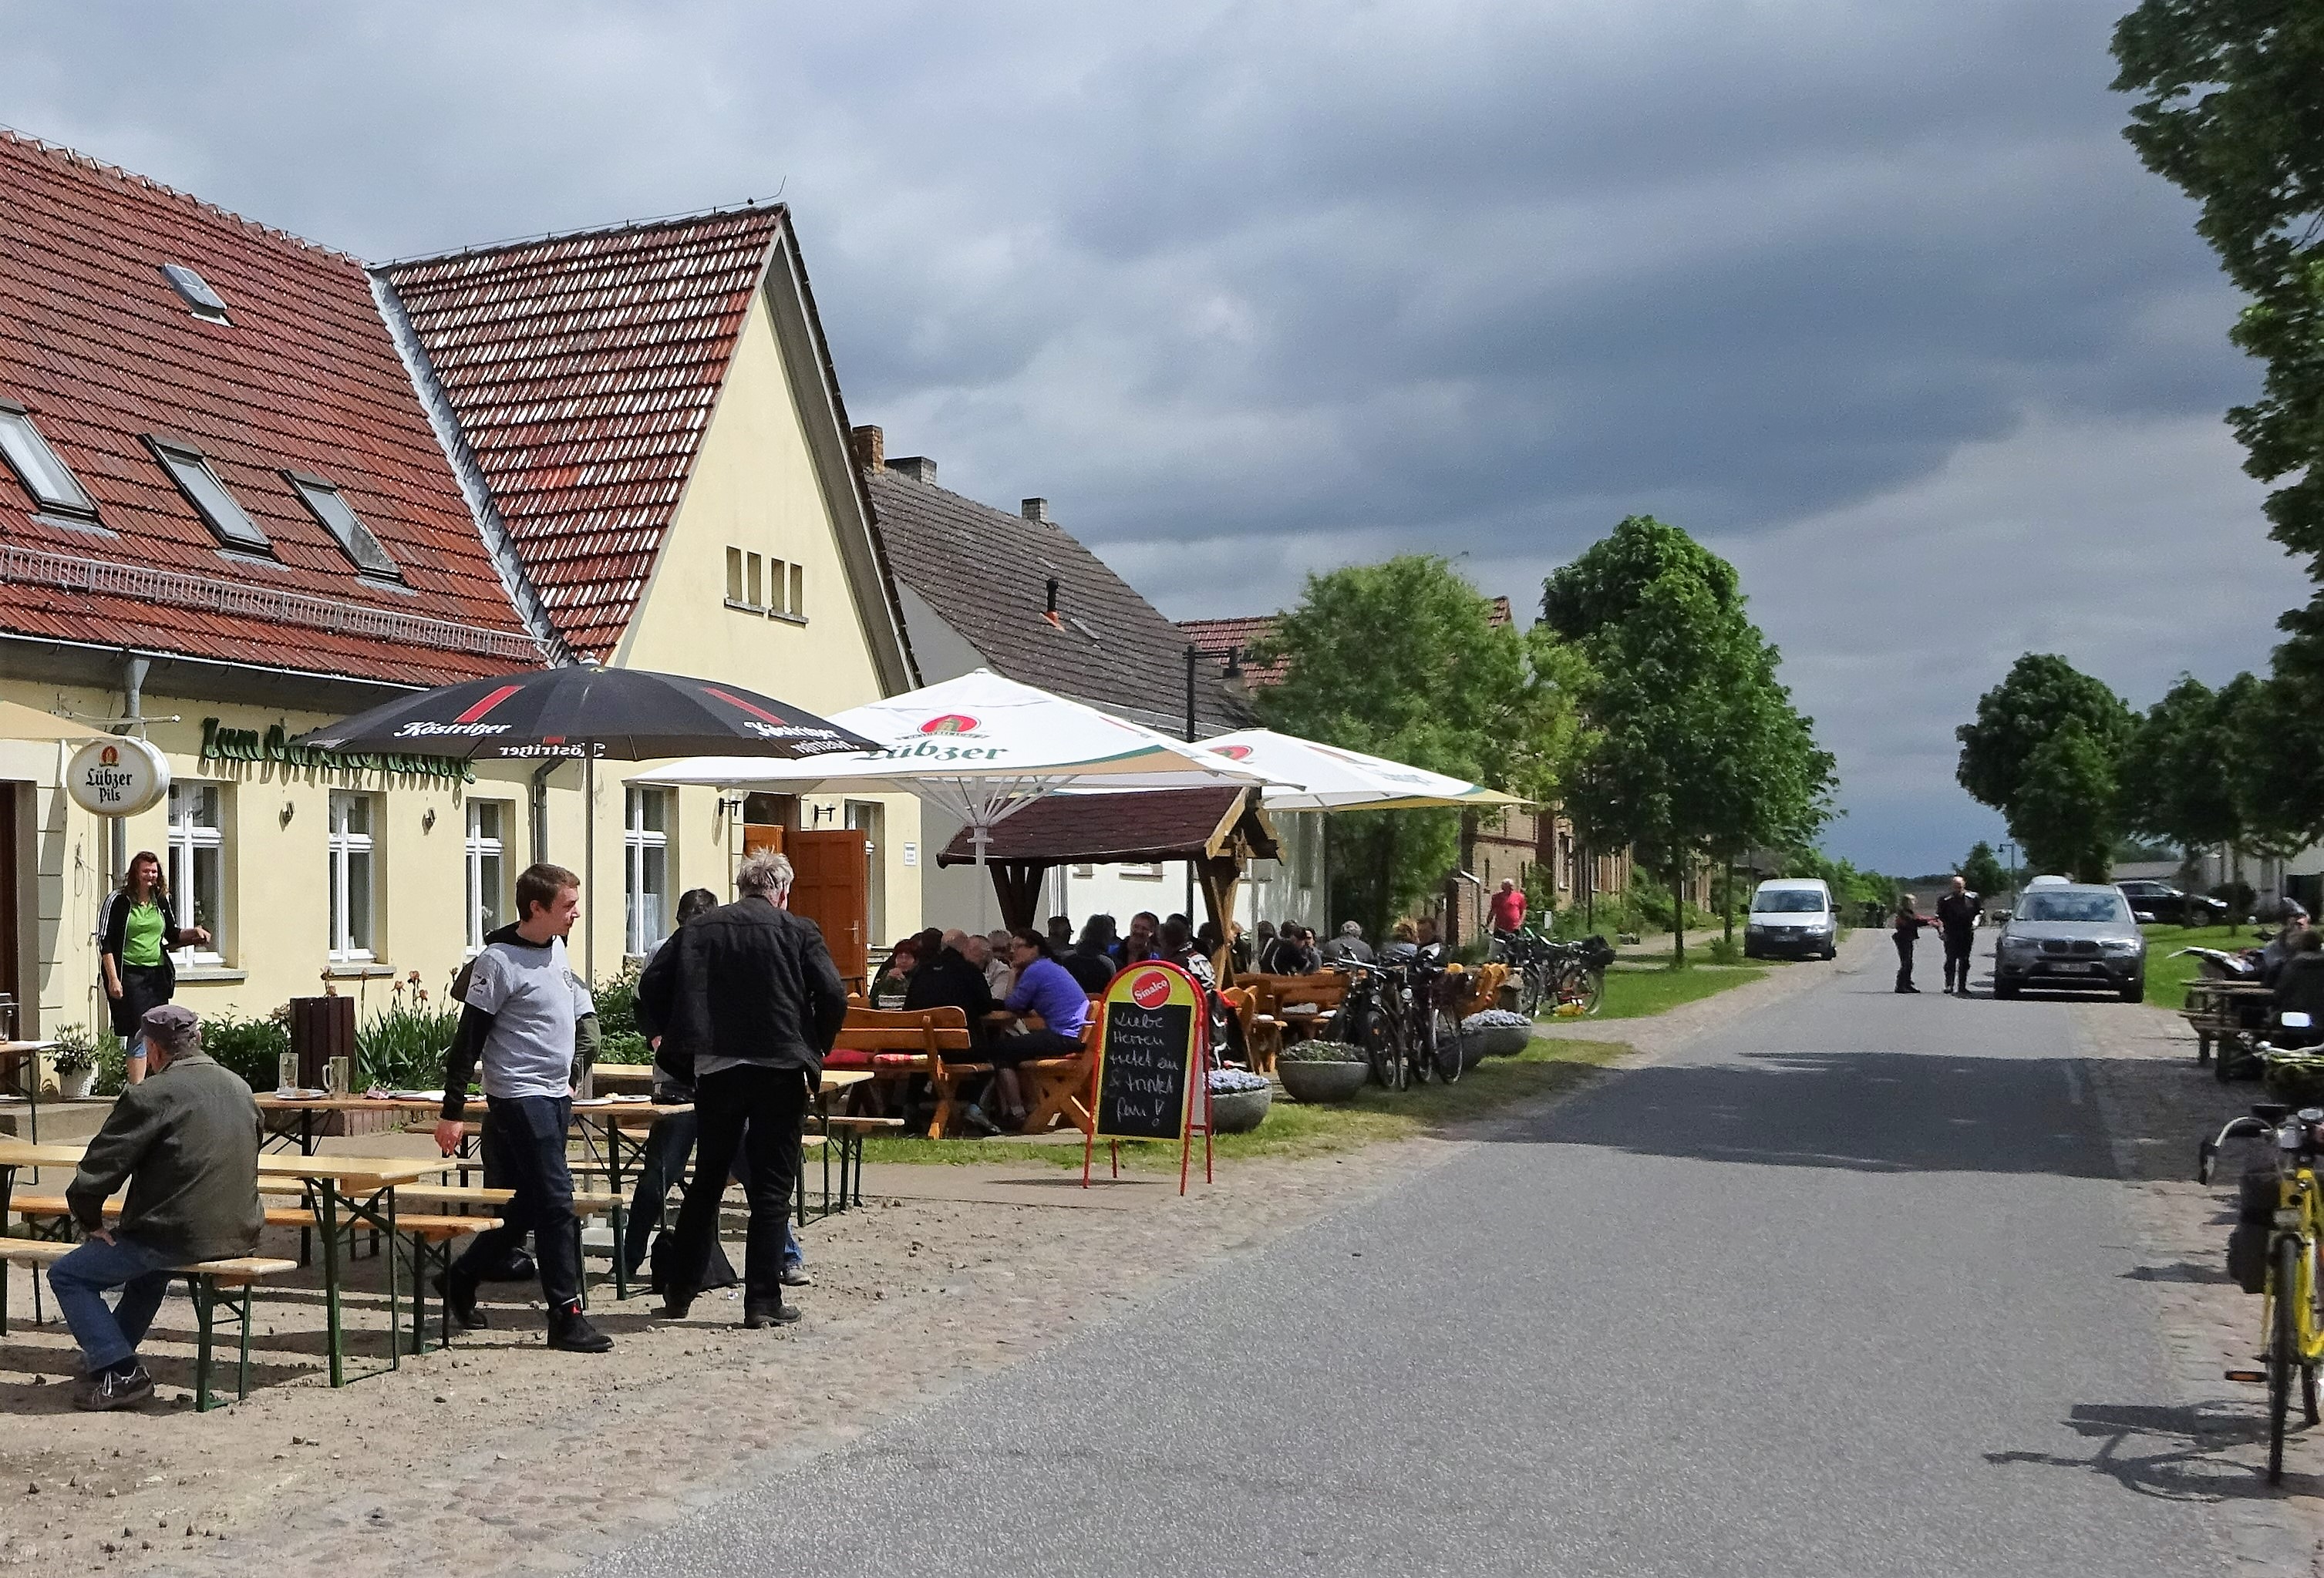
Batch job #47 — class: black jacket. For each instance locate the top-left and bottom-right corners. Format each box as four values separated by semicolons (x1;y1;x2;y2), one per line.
2278;953;2324;1019
904;946;996;1047
1062;947;1117;994
99;887;186;994
637;895;846;1082
1935;891;1978;936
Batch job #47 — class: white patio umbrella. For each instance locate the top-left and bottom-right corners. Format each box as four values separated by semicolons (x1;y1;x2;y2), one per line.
634;671;1288;923
1197;728;1526;812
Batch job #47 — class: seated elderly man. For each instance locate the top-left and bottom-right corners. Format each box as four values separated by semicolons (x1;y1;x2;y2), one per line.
48;1004;260;1410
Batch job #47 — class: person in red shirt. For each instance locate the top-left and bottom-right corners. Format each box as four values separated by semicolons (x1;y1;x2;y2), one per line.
1489;878;1528;935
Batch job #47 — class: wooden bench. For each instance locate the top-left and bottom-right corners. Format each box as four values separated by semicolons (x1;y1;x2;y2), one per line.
0;1236;299;1410
1021;1017;1101;1138
828;1007;983;1138
820;1114;903;1206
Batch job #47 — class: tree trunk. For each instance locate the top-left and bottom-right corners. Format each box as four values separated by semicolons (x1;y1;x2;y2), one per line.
1722;856;1736;947
1669;856;1688;968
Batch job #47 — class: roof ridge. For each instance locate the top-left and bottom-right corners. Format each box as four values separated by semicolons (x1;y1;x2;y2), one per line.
376;197;790;271
0;123;357;264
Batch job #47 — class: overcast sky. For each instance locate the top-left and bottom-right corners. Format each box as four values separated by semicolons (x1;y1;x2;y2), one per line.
0;1;2294;873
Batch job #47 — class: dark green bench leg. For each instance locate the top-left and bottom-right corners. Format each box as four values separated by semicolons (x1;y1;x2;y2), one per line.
611;1201;629;1300
236;1283;252;1403
188;1274;214;1412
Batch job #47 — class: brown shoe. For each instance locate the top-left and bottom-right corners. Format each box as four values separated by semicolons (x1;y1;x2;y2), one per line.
74;1364;153;1411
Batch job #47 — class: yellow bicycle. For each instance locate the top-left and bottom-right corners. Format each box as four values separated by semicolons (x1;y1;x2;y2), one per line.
2201;1058;2324;1483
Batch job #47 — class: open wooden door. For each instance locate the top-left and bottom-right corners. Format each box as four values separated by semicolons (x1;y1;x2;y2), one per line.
785;828;870;990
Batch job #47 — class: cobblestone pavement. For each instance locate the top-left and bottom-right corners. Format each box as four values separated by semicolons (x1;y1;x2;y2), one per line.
2073;994;2324;1574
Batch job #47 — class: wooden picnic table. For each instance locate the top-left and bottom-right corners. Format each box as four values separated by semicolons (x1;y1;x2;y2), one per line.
0;1138;436;1386
0;1042;60;1139
590;1062;654;1092
2181;978;2275;1067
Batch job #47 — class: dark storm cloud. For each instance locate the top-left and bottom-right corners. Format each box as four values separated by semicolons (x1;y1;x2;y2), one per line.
0;0;2292;870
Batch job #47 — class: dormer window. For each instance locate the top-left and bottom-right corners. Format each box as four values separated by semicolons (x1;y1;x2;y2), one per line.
162;264;231;325
147;436;270;551
287;471;399;579
0;399;97;518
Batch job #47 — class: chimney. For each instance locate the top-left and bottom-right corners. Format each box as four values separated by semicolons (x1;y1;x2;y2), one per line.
850;425;884;473
1021;497;1052;523
887;456;937;485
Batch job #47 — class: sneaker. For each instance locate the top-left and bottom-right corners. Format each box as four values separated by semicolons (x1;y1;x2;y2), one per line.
780;1263;813;1288
74;1363;153;1411
433;1270;488;1331
743;1300;802;1329
546;1302;612;1354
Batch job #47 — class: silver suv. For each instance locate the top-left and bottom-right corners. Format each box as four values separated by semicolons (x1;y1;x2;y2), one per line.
1994;883;2147;1002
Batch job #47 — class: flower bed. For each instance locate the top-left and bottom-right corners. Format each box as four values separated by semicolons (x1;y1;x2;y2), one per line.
1275;1039;1369;1103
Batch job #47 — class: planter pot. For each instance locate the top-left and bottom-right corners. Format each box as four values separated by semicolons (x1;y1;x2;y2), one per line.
57;1067;96;1100
1468;1025;1531;1058
1455;1034;1491;1072
1208;1085;1273;1133
1278;1059;1370;1104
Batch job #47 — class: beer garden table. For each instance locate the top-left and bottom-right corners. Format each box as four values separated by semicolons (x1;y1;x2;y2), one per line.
0;1041;59;1140
0;1138;436;1387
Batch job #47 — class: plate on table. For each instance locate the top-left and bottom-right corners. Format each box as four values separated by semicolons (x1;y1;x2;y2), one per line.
271;1088;328;1100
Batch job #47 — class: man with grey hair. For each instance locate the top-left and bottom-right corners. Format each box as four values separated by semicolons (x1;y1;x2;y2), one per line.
50;1004;259;1408
639;850;847;1327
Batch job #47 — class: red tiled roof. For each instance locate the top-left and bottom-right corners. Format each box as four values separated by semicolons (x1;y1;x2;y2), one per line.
0;132;538;688
379;209;789;661
1182;597;1514;692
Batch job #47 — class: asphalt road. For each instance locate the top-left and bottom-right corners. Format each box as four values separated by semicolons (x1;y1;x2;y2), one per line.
598;934;2231;1576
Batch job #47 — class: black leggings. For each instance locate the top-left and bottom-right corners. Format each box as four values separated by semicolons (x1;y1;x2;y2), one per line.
1893;934;1916;991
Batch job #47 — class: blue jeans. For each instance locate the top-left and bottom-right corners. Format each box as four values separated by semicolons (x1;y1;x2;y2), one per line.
48;1235;177;1372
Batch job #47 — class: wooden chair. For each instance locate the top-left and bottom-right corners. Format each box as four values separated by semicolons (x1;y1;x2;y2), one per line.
1218;987;1280;1074
1020;1016;1100;1138
828;1006;984;1138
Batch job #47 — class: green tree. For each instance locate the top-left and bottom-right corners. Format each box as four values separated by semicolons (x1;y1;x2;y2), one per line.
1252;556;1587;938
2120;674;2240;856
1956;840;2008;897
1955;654;2137;877
1544;516;1835;965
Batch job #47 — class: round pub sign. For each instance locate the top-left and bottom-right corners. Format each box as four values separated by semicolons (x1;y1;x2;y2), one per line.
66;737;169;818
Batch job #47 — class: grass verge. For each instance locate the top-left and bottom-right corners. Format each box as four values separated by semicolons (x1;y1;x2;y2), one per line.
855;1035;1632;1170
1588;961;1777;1020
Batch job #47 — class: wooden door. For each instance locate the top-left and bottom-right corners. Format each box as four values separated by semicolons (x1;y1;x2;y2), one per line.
786;829;870;988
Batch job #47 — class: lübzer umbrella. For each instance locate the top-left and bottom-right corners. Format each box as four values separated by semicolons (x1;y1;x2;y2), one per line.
296;665;880;978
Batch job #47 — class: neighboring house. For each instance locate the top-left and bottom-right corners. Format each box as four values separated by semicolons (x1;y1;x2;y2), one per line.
0;130;920;1038
851;426;1261;933
1181;604;1631;939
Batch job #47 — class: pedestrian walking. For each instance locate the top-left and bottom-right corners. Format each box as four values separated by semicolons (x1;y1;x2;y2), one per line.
98;851;211;1085
1936;875;1979;995
433;862;611;1354
1891;892;1936;994
641;850;847;1329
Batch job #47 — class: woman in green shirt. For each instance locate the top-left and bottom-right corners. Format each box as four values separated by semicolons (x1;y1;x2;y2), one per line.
99;851;210;1085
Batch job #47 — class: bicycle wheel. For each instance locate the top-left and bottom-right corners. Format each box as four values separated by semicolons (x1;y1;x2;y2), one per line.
2272;1233;2300;1484
1431;1004;1464;1083
1360;1008;1403;1091
1575;967;1606;1017
1516;961;1544;1018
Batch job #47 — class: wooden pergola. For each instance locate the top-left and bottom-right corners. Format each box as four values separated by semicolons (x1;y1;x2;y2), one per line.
935;786;1279;976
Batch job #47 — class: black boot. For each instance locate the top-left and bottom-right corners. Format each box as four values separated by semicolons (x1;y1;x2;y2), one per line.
743;1298;800;1329
547;1300;611;1353
434;1269;487;1331
658;1287;695;1321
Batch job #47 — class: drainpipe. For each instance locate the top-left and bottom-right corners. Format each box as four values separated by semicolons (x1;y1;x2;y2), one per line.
109;654;150;886
528;760;557;865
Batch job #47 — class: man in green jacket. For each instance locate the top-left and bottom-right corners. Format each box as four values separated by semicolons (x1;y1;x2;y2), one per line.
49;1004;260;1410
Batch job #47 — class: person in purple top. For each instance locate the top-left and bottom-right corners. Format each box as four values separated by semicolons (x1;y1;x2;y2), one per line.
987;927;1091;1127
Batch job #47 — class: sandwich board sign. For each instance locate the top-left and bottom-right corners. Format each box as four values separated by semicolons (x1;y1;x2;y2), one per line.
1084;958;1213;1193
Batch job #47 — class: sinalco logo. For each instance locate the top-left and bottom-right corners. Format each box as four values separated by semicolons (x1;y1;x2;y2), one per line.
1130;970;1172;1010
1214;744;1254;759
919;714;980;735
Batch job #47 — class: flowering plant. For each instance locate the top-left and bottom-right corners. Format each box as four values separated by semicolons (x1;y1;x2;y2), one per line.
1207;1068;1270;1094
1278;1038;1366;1064
1460;1009;1532;1031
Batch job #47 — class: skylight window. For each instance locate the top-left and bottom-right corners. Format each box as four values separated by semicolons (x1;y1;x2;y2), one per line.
286;471;399;579
0;399;97;517
161;264;231;324
147;437;270;551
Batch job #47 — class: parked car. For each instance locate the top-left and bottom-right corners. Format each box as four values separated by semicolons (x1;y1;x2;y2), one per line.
1744;877;1837;961
1995;883;2147;1001
2114;880;2228;927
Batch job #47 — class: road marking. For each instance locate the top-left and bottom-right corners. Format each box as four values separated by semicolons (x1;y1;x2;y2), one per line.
2061;1059;2087;1107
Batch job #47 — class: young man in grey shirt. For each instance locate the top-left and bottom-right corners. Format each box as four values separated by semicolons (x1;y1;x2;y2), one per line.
435;862;611;1353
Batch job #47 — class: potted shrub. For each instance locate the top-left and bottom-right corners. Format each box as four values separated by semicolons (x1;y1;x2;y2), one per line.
1277;1039;1370;1103
1207;1068;1273;1132
49;1024;101;1100
1460;1009;1533;1060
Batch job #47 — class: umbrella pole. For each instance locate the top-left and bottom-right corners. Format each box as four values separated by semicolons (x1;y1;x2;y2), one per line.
584;753;596;985
974;821;990;932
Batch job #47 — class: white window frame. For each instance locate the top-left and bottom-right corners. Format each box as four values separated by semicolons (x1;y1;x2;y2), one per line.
625;786;671;958
0;401;97;517
328;790;376;962
465;799;509;955
167;782;225;967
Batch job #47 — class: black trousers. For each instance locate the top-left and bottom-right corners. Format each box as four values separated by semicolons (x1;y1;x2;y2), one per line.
1893;934;1917;991
667;1065;807;1307
453;1095;579;1307
1942;931;1974;991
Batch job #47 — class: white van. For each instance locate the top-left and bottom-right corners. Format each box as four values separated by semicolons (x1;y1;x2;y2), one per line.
1745;877;1838;961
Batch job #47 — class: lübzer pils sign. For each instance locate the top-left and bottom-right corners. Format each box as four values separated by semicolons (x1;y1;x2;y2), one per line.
66;737;169;817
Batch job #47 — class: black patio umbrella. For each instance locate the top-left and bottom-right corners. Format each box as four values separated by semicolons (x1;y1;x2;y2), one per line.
295;663;879;762
296;665;880;981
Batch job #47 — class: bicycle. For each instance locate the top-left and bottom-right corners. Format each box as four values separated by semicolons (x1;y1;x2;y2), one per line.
1399;944;1463;1085
2199;1057;2324;1482
1328;960;1406;1091
1545;934;1614;1018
